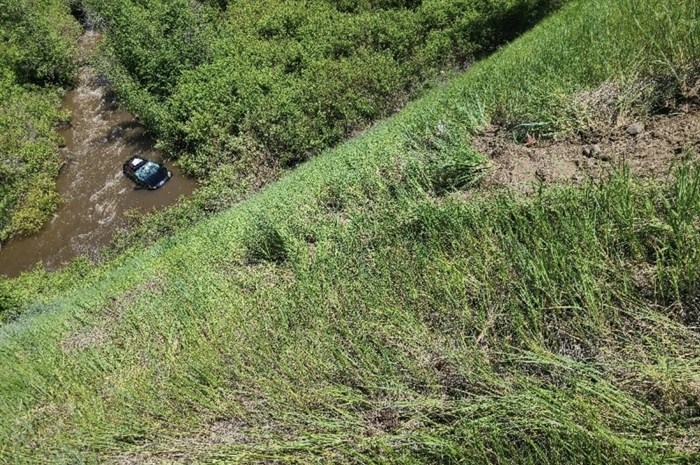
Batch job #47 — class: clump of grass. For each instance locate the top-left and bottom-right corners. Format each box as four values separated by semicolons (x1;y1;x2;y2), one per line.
243;214;289;264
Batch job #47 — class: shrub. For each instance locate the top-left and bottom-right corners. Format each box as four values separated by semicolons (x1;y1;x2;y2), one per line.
0;0;79;242
85;0;566;178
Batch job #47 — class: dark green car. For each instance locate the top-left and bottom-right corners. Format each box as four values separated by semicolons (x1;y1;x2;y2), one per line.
123;156;172;190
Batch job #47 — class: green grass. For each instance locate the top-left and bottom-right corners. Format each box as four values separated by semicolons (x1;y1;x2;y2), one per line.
0;0;699;462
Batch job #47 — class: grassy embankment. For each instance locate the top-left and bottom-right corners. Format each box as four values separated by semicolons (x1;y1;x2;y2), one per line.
0;0;80;242
1;0;699;463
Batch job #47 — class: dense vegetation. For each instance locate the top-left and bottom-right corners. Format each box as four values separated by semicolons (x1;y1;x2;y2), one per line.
0;0;698;462
81;0;564;178
0;0;80;242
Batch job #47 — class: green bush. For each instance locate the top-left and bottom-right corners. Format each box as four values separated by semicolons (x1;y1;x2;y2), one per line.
0;0;80;85
0;73;67;241
84;0;565;178
0;0;80;242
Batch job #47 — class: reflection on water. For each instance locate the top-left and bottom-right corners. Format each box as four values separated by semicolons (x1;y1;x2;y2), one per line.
0;32;197;278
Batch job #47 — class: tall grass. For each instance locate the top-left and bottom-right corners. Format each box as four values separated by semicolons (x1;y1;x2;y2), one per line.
0;0;699;462
2;163;698;463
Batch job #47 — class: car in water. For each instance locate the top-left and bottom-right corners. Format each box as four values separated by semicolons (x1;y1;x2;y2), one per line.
122;156;172;190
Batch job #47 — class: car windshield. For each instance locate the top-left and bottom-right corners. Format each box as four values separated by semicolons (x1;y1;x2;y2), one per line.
134;162;160;182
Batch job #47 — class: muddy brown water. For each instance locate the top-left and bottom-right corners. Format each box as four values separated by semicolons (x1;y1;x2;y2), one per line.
0;32;197;278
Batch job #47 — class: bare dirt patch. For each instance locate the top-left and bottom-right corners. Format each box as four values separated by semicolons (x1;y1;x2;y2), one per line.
474;107;700;193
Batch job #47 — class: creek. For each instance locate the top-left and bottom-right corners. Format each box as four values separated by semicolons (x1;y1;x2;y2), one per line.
0;31;197;278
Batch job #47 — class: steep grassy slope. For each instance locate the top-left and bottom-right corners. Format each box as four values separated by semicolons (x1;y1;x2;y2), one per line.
1;0;699;462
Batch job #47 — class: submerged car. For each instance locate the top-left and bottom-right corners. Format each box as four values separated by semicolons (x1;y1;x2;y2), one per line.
122;156;172;190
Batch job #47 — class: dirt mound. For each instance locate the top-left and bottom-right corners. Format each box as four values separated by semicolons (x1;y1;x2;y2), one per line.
474;107;700;193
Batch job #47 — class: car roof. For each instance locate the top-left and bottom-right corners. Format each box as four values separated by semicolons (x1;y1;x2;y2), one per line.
129;157;145;167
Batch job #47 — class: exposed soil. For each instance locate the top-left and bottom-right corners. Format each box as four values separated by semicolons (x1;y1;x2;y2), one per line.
474;106;700;193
